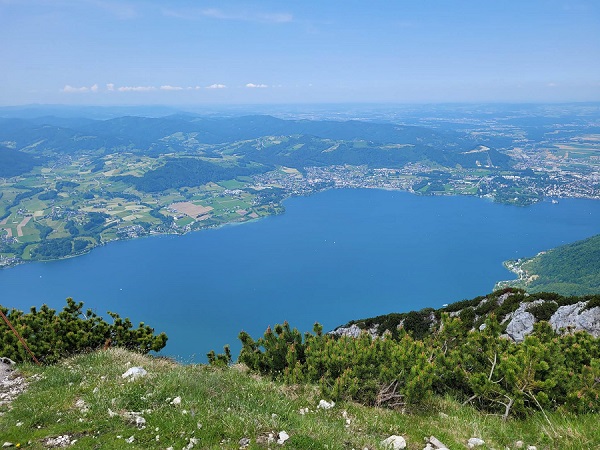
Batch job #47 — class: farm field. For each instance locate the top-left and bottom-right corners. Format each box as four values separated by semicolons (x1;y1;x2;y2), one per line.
0;150;278;267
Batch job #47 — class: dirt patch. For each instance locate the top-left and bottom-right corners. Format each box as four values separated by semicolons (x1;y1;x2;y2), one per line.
170;202;213;218
16;216;32;237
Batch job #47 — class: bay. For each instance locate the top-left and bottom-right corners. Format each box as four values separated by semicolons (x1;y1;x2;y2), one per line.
1;189;600;362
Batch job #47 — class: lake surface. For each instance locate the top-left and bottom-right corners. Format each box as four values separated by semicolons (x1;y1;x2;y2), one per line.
1;189;600;362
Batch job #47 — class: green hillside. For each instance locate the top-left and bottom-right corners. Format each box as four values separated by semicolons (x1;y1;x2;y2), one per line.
1;347;598;449
497;234;600;295
2;289;600;448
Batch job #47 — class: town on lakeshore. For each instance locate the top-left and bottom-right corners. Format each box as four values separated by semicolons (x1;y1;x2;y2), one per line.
1;104;599;268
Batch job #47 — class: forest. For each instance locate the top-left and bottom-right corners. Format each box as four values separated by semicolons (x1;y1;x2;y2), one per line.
502;234;600;295
0;147;40;177
113;158;266;192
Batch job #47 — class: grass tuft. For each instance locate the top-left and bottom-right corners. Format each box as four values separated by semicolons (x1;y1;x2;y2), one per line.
0;349;598;449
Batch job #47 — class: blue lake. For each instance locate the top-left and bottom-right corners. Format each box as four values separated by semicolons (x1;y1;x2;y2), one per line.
1;189;600;362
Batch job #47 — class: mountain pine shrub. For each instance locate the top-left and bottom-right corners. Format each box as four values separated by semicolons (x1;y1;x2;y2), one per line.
0;298;167;363
237;315;600;417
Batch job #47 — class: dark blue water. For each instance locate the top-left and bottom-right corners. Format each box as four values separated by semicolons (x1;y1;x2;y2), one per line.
1;189;599;362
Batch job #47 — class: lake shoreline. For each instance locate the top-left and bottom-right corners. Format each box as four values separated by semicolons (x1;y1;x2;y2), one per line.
0;184;567;271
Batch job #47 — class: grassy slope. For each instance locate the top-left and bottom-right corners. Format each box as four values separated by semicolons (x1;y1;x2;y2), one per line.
501;234;600;296
1;349;598;449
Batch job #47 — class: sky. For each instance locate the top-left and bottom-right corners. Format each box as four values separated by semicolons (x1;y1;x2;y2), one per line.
1;0;599;106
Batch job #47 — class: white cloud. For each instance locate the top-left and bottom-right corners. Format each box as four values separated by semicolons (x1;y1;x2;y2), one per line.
547;82;558;87
160;85;184;91
88;0;137;20
206;84;227;89
256;12;293;23
62;85;88;93
202;8;292;23
117;85;156;92
61;84;99;93
199;8;231;20
106;83;115;91
246;83;268;88
163;7;292;24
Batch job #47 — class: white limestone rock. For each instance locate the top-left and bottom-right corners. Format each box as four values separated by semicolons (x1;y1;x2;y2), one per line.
381;435;407;449
330;324;379;338
467;437;485;448
317;399;335;409
121;367;147;380
428;435;449;449
277;431;289;445
550;302;600;337
505;302;541;342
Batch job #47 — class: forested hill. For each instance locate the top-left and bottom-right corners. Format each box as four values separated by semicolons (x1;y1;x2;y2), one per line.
0;146;42;177
497;234;600;296
0;114;509;170
0;114;463;149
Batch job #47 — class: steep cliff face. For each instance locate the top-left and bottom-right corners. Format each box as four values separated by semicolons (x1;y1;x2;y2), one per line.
333;289;600;341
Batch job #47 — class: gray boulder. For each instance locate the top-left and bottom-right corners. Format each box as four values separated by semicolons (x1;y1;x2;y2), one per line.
550;302;600;337
505;300;600;342
505;303;538;342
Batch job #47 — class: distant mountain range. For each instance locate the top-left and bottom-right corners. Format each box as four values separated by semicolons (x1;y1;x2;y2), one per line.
0;113;513;178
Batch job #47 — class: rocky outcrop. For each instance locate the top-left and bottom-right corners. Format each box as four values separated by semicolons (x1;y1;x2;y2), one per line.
503;300;600;342
333;290;600;344
550;302;600;337
504;301;540;342
329;323;379;339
